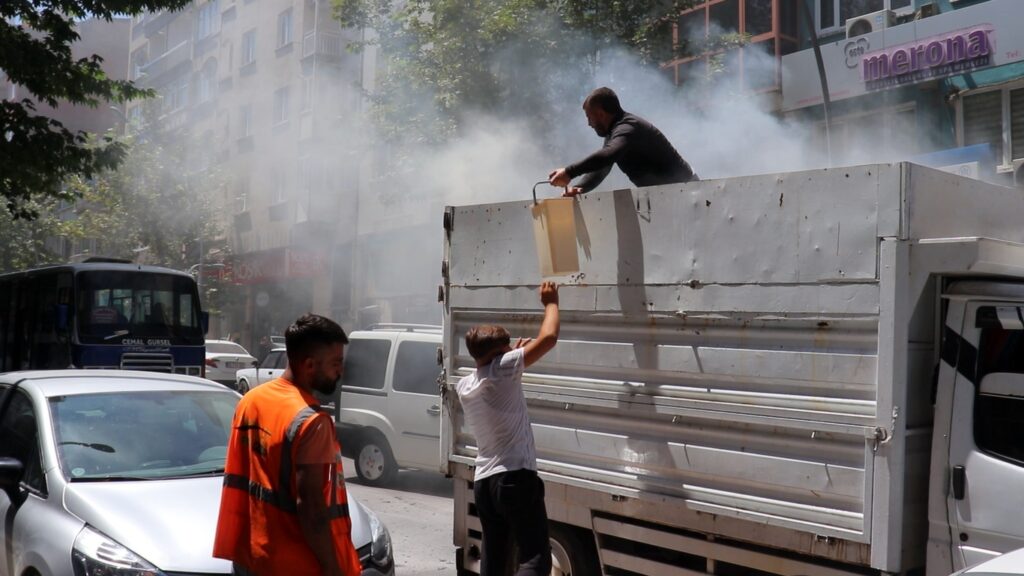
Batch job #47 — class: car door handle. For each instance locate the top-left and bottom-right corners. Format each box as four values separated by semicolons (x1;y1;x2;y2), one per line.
952;465;966;500
427;405;441;416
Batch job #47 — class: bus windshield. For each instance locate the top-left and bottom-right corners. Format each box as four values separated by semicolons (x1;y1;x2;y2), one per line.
77;271;203;345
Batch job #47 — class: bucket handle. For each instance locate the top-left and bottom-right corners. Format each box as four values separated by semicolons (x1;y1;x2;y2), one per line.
532;180;549;205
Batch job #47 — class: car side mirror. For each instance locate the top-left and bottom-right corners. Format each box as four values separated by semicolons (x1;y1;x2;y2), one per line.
0;457;25;503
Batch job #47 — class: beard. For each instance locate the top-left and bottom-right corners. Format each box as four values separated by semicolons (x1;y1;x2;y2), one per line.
593;125;608;137
313;372;339;396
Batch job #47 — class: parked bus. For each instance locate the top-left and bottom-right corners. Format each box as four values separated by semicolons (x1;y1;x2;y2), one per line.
0;260;207;374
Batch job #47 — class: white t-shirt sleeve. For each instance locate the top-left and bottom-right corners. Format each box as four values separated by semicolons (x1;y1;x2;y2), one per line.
495;347;525;379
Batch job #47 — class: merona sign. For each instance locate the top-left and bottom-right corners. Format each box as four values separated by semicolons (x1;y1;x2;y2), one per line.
863;28;992;90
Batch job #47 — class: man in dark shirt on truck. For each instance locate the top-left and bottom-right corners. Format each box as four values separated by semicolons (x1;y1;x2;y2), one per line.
549;87;698;196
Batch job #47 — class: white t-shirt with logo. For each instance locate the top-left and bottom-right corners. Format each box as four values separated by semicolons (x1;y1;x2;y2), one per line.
456;347;536;481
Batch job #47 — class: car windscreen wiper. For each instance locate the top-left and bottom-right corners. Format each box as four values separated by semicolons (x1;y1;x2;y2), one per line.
170;467;225;478
59;441;116;453
69;475;155;482
104;329;131;341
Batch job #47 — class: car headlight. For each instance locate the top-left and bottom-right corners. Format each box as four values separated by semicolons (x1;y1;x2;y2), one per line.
72;525;164;576
368;509;393;568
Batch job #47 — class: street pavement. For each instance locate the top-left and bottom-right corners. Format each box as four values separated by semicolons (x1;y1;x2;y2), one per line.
343;457;458;575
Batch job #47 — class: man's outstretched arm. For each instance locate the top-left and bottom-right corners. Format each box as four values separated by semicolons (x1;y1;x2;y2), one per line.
521;282;559;368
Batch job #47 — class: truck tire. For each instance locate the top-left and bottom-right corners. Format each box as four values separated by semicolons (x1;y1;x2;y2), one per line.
237;378;250;393
354;432;398;486
548;523;599;576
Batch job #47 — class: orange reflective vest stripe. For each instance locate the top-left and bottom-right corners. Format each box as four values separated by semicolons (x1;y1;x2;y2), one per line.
213;378;362;575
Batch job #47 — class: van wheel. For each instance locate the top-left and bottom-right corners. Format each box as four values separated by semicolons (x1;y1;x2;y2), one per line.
354;434;398;487
548;524;598;576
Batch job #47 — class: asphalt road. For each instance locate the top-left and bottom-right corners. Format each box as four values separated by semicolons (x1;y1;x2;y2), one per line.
343;457;458;575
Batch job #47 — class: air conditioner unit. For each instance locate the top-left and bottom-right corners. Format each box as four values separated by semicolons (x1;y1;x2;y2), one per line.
846;9;896;38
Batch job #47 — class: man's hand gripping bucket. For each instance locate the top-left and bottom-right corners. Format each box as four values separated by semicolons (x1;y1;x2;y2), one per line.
531;181;579;278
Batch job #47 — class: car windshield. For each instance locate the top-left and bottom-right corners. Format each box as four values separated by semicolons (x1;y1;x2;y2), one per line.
50;390;238;481
207;342;249;355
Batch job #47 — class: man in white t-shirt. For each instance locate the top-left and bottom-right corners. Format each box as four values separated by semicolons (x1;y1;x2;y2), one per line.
456;281;560;576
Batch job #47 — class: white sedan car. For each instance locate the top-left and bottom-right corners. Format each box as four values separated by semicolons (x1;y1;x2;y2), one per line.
0;370;394;576
954;548;1024;575
234;347;287;392
204;340;257;390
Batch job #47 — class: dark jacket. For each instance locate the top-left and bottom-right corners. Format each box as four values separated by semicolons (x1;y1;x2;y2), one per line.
566;111;697;193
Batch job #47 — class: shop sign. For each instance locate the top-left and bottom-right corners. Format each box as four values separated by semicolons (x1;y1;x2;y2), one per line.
781;0;1024;111
228;249;326;285
863;27;992;90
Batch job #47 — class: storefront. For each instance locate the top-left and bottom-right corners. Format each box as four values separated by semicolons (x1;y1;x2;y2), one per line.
781;0;1024;181
224;247;327;355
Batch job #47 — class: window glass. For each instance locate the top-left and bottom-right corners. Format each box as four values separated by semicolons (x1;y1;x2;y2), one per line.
207;342;249;355
889;107;917;158
974;392;1024;465
743;41;777;90
709;0;740;33
678;8;706;41
964;91;1004;164
76;271;202;345
974;316;1024;465
820;0;835;30
340;339;391;390
745;0;772;36
273;87;290;124
677;58;706;86
392;341;440;396
274;352;289;369
241;29;256;65
780;1;798;38
277;9;293;47
840;0;883;26
196;0;220;40
50;390;238;480
0;390;45;492
261;351;280;369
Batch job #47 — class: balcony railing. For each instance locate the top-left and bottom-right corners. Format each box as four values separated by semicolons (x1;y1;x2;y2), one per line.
302;31;343;60
138;40;191;84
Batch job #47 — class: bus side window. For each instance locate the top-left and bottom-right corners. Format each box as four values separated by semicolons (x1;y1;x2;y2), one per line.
0;281;9;371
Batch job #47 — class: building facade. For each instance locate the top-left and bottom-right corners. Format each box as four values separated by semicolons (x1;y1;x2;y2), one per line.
780;0;1024;183
668;0;801;101
128;0;363;350
667;0;1024;185
2;17;132;136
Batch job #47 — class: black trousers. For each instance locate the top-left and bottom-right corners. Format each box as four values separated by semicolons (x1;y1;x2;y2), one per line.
474;469;552;576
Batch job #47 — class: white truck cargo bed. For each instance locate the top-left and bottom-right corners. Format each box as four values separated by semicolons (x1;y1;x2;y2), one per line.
440;163;1024;574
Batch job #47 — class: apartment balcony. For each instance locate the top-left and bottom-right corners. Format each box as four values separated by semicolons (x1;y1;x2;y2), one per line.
137;40;192;87
302;30;343;61
136;10;176;39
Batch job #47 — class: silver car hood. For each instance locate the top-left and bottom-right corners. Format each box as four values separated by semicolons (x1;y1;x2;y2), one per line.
64;476;373;573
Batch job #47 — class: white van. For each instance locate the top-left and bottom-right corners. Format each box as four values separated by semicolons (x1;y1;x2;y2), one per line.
335;325;443;486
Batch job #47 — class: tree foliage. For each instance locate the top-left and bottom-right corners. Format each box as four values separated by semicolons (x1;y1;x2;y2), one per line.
0;124;226;274
333;0;698;146
0;0;192;218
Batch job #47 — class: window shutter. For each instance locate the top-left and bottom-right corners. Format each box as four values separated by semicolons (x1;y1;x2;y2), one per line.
1011;88;1024;161
964;91;1003;164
